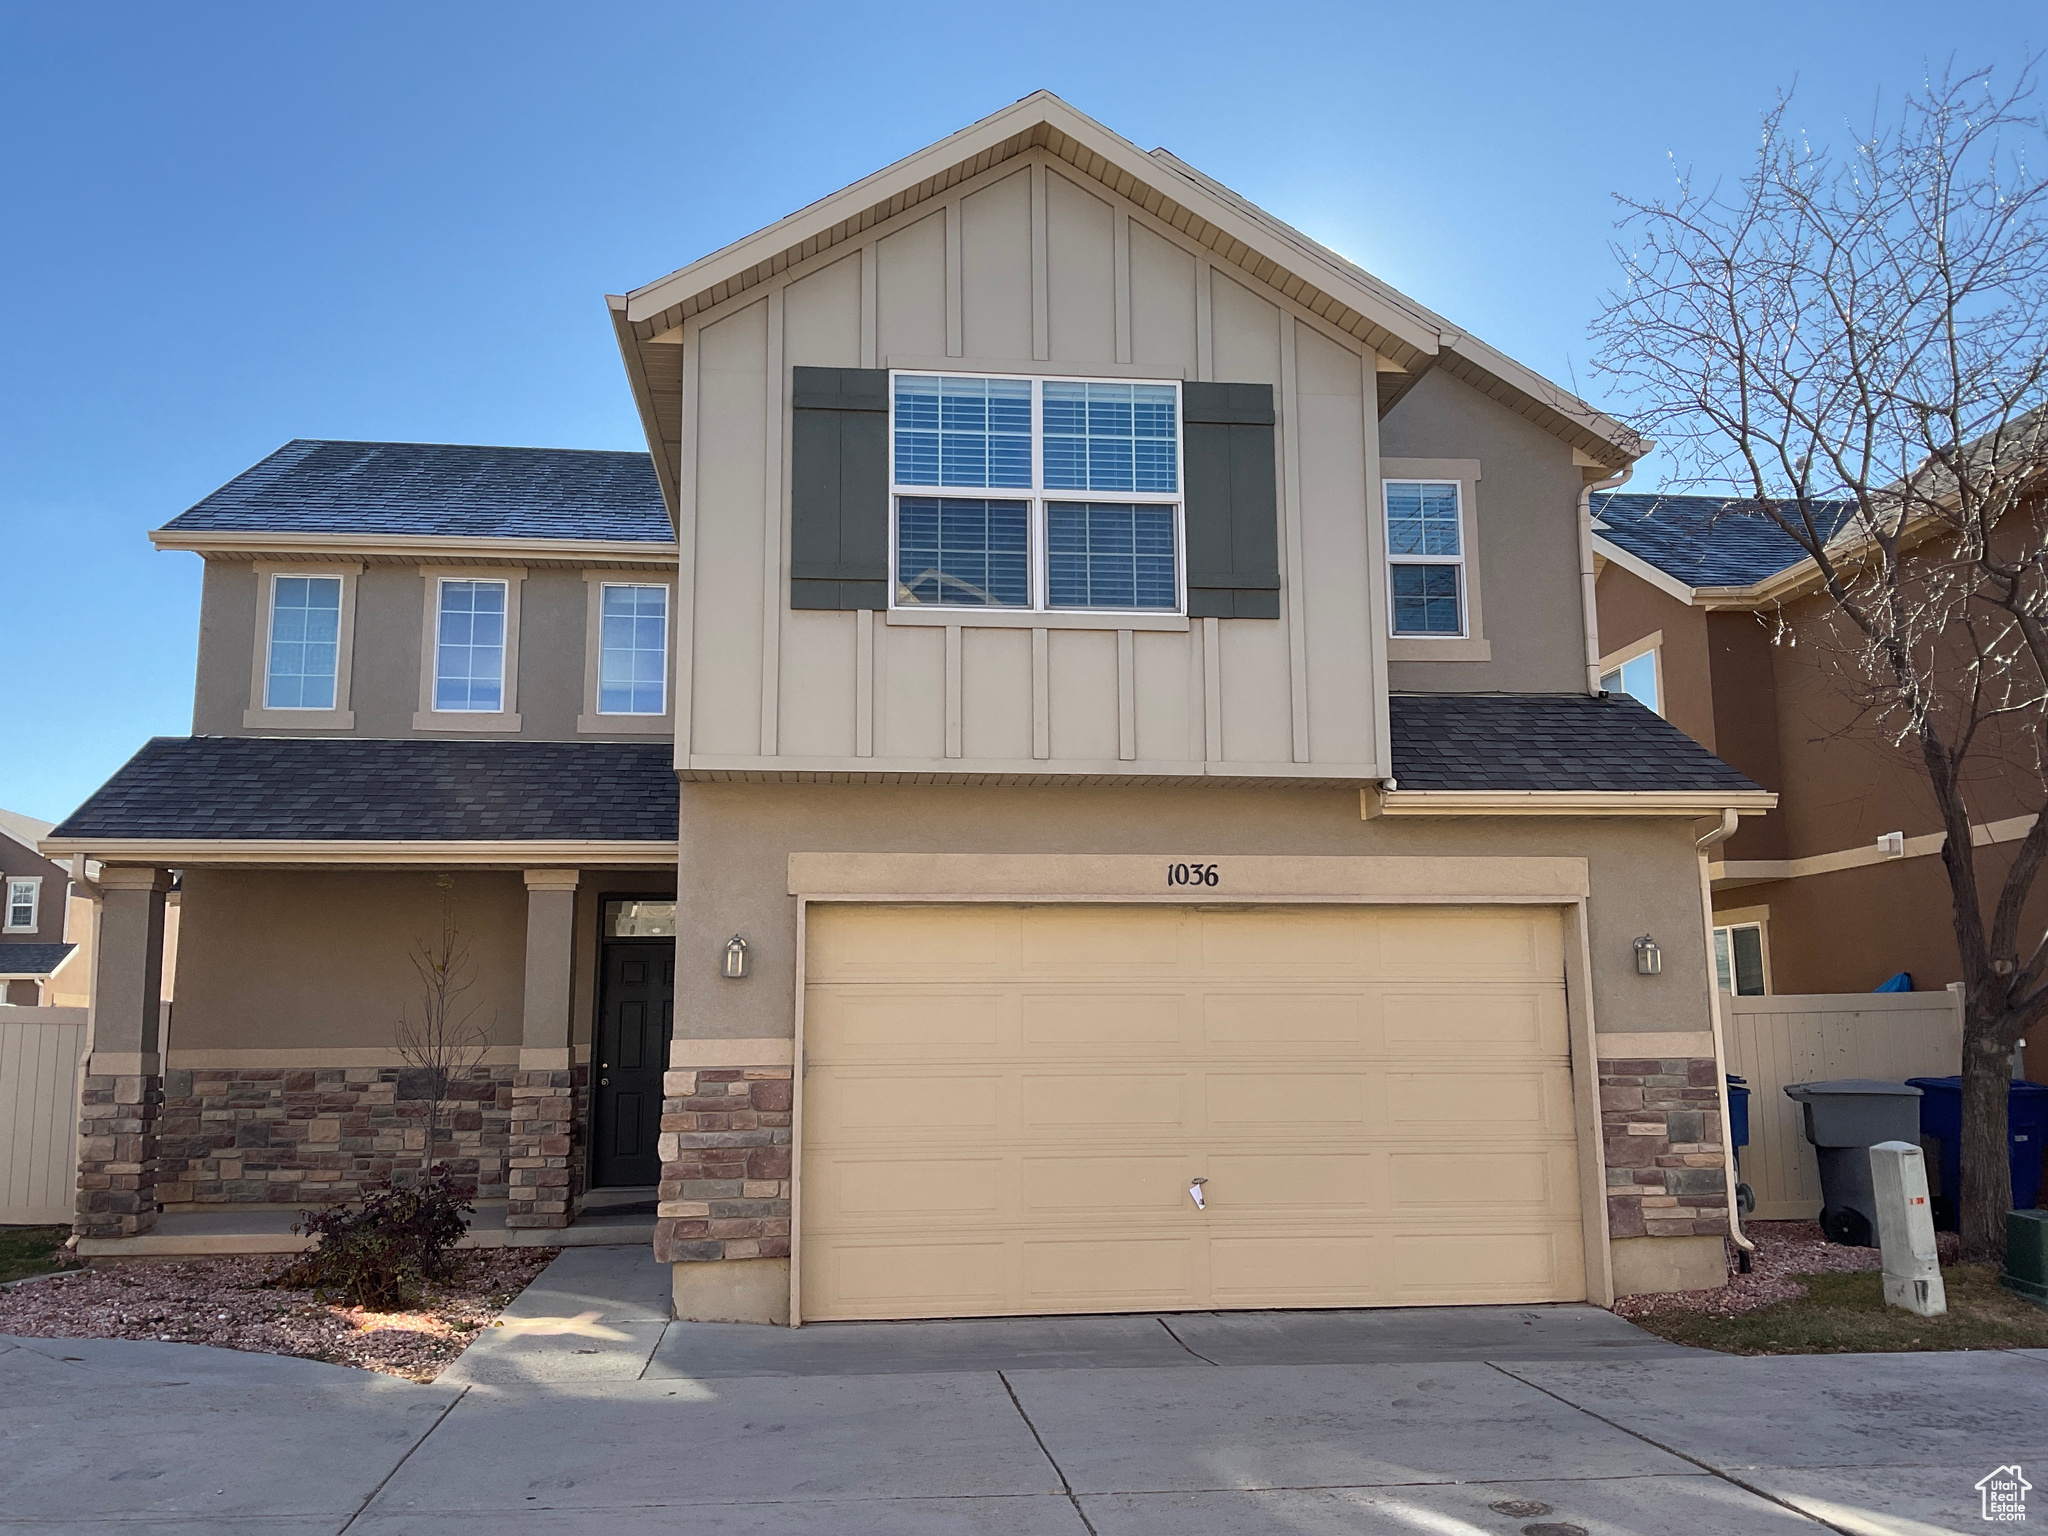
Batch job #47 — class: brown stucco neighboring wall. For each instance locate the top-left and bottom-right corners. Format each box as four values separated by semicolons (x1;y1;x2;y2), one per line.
1704;612;1786;863
1379;370;1590;695
171;869;528;1053
1593;564;1716;753
0;828;72;946
672;780;1719;1048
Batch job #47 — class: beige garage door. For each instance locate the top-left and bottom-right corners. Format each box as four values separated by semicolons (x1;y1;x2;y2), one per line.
799;902;1584;1322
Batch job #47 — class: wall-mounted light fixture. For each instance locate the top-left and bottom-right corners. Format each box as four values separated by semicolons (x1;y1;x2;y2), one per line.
722;935;750;979
1634;934;1662;976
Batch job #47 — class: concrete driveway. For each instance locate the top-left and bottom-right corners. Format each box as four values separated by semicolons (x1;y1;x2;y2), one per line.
4;1247;2044;1535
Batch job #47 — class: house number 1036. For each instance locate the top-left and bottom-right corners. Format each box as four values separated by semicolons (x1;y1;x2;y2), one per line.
1167;862;1220;888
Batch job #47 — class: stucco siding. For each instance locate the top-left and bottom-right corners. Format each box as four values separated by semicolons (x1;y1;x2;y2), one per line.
1380;370;1588;694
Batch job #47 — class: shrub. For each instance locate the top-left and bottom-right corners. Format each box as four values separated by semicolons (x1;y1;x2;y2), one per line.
269;1169;474;1310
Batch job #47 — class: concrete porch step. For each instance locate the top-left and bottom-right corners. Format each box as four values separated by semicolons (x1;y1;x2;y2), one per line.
74;1202;654;1258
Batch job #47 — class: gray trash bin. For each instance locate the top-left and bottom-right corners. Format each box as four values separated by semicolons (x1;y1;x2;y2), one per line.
1783;1079;1924;1246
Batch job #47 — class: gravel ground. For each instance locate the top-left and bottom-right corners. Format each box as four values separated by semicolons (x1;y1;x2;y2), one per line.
1614;1219;1964;1320
0;1247;558;1382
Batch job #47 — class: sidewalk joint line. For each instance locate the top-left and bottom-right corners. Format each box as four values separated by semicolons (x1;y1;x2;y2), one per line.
1155;1316;1219;1364
1485;1362;1847;1535
999;1369;1101;1536
335;1384;468;1533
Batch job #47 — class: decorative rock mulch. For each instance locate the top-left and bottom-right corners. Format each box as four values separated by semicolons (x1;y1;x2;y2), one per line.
1613;1219;1962;1320
0;1246;558;1383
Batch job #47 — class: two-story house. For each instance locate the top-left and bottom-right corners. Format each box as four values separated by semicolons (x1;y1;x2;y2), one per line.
1592;490;2047;1081
47;93;1771;1321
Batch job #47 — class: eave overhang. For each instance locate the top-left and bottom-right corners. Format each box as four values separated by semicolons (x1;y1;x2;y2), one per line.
1364;788;1778;818
37;838;680;869
149;528;678;567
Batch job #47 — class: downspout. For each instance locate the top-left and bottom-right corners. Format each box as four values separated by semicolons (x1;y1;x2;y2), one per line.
1696;807;1758;1267
1578;464;1634;695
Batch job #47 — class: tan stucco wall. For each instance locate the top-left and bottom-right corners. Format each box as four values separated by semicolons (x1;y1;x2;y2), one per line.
171;869;529;1052
1380;370;1590;695
192;560;667;742
673;781;1717;1047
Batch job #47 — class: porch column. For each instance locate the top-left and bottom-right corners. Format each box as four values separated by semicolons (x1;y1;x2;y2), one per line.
507;869;582;1229
75;867;170;1239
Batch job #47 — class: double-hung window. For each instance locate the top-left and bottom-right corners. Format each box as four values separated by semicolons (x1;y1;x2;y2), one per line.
5;877;39;933
264;575;344;709
433;578;509;712
890;372;1183;613
1384;480;1466;637
597;583;669;715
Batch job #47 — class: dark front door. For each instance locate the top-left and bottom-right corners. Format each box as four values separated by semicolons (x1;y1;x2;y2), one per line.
591;939;674;1187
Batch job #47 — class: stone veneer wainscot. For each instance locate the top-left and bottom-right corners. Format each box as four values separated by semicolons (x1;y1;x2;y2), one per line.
1599;1054;1731;1239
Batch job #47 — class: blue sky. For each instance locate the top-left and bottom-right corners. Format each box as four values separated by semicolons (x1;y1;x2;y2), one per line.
1;2;2036;820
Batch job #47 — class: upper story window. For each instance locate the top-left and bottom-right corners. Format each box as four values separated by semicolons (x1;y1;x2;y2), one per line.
1384;480;1465;637
598;583;669;715
1602;650;1661;714
4;876;39;933
434;578;508;712
264;575;343;709
890;372;1182;612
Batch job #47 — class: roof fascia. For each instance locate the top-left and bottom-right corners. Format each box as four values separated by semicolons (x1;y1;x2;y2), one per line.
38;838;681;868
1589;535;1698;605
609;295;680;526
150;529;678;564
1364;788;1778;818
621;92;1441;364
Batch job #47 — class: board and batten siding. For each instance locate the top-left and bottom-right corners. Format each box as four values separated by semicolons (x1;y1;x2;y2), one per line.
664;150;1390;782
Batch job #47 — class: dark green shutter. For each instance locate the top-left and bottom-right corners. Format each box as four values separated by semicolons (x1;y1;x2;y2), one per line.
790;366;889;610
1181;382;1281;619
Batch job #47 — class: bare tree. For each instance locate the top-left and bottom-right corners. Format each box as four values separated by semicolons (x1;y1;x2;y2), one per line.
1592;62;2048;1262
394;873;494;1183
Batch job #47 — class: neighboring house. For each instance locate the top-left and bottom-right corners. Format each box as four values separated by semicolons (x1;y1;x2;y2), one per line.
1591;491;2048;1071
45;93;1774;1320
0;808;80;1005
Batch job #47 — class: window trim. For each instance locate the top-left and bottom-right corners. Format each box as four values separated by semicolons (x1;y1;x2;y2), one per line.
1380;458;1488;662
578;572;677;735
413;566;525;732
885;369;1188;619
244;562;361;730
4;875;41;934
1599;630;1665;717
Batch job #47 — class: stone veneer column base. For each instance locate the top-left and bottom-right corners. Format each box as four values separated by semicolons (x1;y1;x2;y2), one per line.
1599;1051;1731;1295
75;1073;163;1238
652;1064;793;1300
506;1066;588;1229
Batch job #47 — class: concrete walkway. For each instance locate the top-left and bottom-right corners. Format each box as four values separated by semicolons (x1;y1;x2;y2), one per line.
5;1246;2045;1533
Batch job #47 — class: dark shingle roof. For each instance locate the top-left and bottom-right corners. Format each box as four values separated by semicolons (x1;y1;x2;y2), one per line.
1592;492;1856;588
0;943;76;976
52;738;677;843
160;441;672;543
1389;693;1761;794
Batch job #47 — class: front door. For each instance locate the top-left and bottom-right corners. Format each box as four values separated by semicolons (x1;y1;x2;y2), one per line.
591;937;675;1187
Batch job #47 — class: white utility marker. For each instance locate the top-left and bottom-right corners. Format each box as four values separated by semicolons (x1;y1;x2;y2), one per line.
1869;1140;1946;1317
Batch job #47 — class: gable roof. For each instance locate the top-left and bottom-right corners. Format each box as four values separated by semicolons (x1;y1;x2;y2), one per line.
0;808;55;863
154;440;672;547
0;943;75;978
610;90;1644;513
1593;492;1858;590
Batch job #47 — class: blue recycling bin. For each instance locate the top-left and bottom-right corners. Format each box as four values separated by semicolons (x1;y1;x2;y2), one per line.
1906;1076;2048;1228
1726;1075;1754;1217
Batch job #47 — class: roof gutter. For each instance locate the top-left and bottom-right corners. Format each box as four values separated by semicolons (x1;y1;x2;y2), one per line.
1364;788;1777;818
1580;463;1635;695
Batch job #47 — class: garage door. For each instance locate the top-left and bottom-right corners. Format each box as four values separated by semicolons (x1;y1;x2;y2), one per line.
799;902;1584;1322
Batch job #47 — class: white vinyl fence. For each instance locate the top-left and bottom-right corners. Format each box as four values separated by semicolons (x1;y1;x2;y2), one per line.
0;1007;90;1225
1722;989;1964;1220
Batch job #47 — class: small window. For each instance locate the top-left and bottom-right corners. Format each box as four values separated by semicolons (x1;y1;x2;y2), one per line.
1714;923;1768;995
604;898;677;938
598;584;669;715
5;877;39;934
889;372;1183;614
264;575;343;709
434;579;508;712
1602;651;1661;715
1385;481;1465;636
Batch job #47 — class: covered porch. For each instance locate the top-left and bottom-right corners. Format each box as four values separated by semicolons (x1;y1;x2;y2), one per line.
39;736;680;1251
